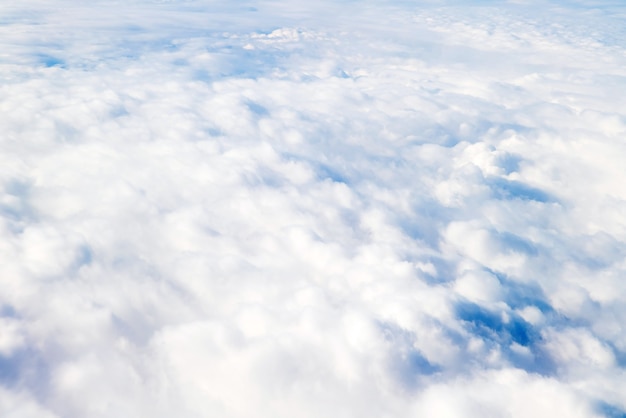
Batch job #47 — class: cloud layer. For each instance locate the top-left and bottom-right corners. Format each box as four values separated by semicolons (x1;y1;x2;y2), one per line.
1;0;626;417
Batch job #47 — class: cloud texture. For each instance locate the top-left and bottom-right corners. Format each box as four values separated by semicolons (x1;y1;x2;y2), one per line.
1;0;626;417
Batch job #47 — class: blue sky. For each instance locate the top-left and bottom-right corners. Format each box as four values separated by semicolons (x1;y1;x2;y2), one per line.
1;1;626;417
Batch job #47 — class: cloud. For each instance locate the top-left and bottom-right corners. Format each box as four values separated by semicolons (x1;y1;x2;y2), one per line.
1;0;626;417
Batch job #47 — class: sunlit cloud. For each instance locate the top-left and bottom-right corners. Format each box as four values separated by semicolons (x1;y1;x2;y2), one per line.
1;0;626;417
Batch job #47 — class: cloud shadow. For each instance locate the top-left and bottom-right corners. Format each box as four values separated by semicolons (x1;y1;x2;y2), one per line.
488;177;555;203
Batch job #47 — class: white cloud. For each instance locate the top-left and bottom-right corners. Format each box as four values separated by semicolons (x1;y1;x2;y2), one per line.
1;0;626;417
412;368;597;418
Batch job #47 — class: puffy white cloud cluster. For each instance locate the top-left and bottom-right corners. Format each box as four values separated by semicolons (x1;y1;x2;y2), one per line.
1;0;626;417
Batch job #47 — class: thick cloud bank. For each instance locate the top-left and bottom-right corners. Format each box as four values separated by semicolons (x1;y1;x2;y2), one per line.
2;0;626;417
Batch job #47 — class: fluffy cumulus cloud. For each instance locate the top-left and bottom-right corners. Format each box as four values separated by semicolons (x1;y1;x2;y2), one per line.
1;0;626;416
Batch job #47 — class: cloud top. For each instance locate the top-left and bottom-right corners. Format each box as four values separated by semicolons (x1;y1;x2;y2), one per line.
1;0;626;417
